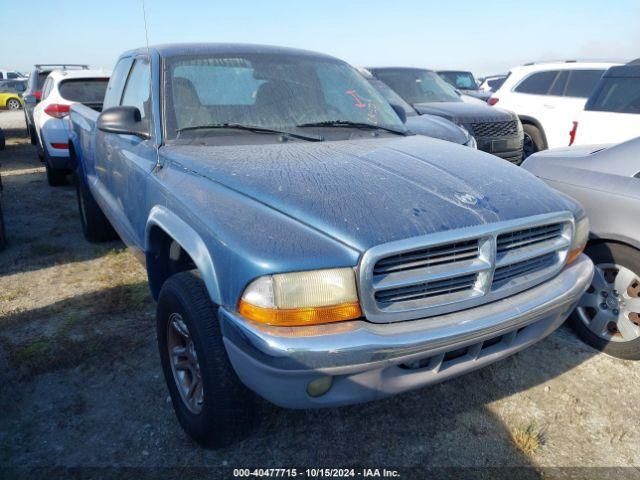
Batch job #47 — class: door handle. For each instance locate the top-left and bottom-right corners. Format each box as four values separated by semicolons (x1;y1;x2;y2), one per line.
543;104;555;109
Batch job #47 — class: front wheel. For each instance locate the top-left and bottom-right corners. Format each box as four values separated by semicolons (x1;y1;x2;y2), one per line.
522;124;545;159
570;242;640;359
157;271;256;448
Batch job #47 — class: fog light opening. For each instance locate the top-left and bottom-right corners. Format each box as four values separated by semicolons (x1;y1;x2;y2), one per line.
306;376;333;397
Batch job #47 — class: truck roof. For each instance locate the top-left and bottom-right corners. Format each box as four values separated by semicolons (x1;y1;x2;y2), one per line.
121;43;339;61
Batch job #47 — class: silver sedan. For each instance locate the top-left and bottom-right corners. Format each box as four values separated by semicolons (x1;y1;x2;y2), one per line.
523;137;640;359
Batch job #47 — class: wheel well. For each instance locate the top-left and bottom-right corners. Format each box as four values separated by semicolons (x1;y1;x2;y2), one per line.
587;237;640;253
146;226;197;300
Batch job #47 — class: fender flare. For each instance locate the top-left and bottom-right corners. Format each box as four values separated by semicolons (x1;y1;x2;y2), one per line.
145;205;221;305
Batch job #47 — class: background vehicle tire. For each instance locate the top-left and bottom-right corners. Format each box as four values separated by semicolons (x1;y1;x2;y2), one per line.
522;124;545;159
570;242;640;360
28;125;37;146
0;128;5;150
44;151;68;186
157;271;257;448
0;201;6;251
74;168;118;242
6;99;21;111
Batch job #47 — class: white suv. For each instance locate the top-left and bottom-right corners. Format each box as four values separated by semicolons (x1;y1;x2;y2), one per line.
489;61;621;156
33;69;110;186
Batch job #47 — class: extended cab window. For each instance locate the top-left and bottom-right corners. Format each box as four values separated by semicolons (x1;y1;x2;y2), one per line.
564;70;605;98
514;71;558;95
121;58;151;119
588;77;640;114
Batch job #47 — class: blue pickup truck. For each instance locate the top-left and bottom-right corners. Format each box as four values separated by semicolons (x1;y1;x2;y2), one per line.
70;43;594;448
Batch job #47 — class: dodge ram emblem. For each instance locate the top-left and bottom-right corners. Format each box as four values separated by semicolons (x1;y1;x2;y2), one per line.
455;193;479;206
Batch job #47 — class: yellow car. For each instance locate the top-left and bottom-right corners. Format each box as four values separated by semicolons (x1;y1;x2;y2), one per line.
0;80;26;110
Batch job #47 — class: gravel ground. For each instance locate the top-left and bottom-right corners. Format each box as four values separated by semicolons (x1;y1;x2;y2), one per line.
0;109;639;479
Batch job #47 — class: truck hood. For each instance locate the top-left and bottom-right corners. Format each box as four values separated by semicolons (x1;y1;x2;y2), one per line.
413;102;514;124
405;114;468;144
162;136;575;252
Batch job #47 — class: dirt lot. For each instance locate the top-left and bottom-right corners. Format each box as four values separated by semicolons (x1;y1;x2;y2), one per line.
1;109;639;478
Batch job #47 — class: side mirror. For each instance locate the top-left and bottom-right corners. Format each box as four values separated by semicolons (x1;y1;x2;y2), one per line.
97;106;150;139
390;103;407;124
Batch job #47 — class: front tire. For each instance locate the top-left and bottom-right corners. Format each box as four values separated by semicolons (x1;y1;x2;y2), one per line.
522;124;545;159
157;271;256;448
570;242;640;360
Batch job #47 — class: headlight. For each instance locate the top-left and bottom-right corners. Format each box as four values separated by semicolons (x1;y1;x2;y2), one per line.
567;215;589;265
238;267;362;326
458;125;477;149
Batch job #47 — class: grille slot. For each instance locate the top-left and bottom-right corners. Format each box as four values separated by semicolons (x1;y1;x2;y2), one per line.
375;273;477;305
374;239;479;275
470;120;518;138
497;223;563;255
492;252;557;290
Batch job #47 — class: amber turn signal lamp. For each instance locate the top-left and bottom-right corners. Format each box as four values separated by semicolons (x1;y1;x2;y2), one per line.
238;300;362;327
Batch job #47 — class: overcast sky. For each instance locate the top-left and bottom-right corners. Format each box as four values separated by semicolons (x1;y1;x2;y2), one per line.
1;0;638;76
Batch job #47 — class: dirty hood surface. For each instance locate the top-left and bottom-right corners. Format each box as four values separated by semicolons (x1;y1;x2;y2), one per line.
162;136;574;252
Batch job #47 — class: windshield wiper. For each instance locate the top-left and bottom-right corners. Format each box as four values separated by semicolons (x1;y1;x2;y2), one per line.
296;120;407;136
176;123;323;142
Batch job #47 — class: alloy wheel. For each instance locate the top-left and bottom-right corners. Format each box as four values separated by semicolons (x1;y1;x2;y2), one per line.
167;313;204;413
576;263;640;343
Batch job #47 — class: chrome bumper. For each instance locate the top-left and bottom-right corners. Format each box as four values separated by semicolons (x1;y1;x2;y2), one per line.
220;255;593;408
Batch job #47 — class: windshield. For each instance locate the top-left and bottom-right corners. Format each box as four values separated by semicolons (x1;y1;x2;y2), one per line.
164;54;406;141
439;71;478;90
367;78;416;117
372;69;461;105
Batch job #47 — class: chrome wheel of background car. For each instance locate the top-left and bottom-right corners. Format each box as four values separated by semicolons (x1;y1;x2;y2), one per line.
6;99;21;111
167;312;204;414
576;263;640;343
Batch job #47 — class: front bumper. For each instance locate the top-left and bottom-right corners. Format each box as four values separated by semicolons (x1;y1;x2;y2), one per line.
220;255;593;409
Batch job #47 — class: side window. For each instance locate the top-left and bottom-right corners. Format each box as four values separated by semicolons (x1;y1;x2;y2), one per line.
0;73;4;80
514;71;559;95
120;58;151;120
8;72;18;79
548;71;568;96
564;70;605;98
103;57;134;109
41;78;53;100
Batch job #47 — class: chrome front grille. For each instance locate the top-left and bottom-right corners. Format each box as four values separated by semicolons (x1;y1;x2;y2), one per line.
358;212;573;323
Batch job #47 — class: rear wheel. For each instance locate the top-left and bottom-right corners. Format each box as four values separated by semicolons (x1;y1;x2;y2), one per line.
75;167;118;242
570;242;640;360
157;271;256;448
6;98;21;111
522;124;545;159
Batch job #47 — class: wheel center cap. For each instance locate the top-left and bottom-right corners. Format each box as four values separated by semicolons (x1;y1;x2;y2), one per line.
606;296;619;309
